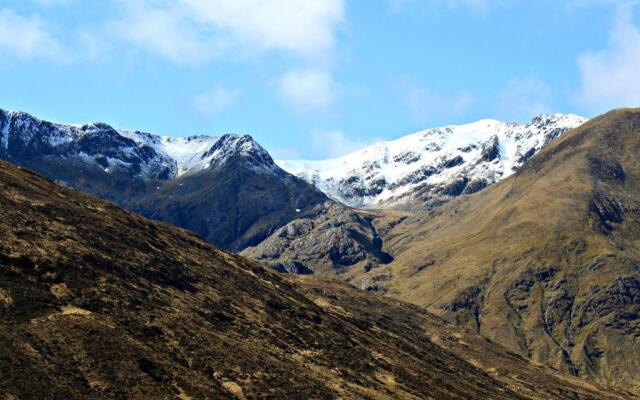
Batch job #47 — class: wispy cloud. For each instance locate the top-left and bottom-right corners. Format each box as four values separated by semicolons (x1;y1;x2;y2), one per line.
107;1;217;64
277;70;337;112
192;86;242;117
389;0;494;12
104;0;344;65
576;3;640;111
2;0;347;122
310;129;380;158
398;79;474;125
180;0;344;64
105;0;346;114
270;146;301;160
496;76;551;121
0;8;67;61
31;0;74;6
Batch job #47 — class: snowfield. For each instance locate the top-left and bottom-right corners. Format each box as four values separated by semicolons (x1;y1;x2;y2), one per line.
276;114;586;208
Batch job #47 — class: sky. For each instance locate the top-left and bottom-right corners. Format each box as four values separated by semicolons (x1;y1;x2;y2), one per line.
0;0;639;159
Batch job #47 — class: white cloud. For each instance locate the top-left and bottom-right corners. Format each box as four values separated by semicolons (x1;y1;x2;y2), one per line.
496;76;551;121
180;0;344;63
108;0;344;65
576;4;640;110
8;1;346;115
192;86;242;116
106;1;346;112
399;80;474;124
277;70;336;111
0;9;66;61
108;2;217;64
310;129;379;158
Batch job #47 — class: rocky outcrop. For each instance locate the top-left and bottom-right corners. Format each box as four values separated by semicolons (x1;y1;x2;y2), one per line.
481;135;500;162
442;280;489;332
242;202;393;274
590;191;625;234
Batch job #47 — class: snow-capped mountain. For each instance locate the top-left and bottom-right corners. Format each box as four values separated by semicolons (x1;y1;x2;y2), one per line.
0;108;277;179
0;107;590;275
0;108;332;253
277;114;587;209
0;108;587;212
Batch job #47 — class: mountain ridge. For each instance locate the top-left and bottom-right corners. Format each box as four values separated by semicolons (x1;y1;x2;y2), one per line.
0;107;586;211
277;113;586;209
0;108;281;180
0;107;587;276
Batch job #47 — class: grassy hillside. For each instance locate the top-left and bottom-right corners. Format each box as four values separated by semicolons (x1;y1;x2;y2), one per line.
369;109;640;392
0;160;631;399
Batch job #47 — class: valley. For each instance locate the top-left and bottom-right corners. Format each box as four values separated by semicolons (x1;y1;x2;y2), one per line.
3;2;635;398
1;107;639;396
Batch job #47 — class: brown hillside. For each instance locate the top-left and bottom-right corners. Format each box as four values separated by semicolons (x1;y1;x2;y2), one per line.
374;109;640;392
0;161;632;399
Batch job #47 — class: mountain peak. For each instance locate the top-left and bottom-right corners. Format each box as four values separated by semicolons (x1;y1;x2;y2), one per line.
528;113;587;128
202;133;278;173
377;107;640;392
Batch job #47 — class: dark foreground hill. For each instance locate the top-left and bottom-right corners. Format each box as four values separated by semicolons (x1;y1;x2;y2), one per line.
368;109;640;393
0;160;632;399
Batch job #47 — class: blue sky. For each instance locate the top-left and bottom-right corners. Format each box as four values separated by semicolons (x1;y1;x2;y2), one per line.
0;0;638;159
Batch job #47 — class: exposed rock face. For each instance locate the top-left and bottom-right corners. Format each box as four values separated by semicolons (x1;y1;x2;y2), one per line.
481;135;501;162
590;191;625;234
199;133;278;172
267;260;314;274
1;159;630;399
242;202;393;274
442;280;489;332
359;273;393;292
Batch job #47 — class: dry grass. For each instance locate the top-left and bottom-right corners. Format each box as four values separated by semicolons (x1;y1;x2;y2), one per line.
355;109;640;393
1;160;631;399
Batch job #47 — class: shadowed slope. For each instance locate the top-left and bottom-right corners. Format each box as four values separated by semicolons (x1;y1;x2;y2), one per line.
0;160;632;399
125;142;328;251
0;110;391;272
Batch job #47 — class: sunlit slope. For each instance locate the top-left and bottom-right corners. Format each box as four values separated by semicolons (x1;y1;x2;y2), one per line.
379;109;640;392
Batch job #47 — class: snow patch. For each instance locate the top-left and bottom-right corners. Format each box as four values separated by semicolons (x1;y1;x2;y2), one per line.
1;111;12;150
